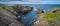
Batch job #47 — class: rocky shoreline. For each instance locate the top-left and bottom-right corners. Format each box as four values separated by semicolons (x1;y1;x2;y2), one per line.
0;4;60;26
0;4;33;26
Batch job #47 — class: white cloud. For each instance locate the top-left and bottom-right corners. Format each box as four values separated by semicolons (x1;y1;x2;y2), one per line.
21;0;41;3
0;1;60;4
21;0;60;3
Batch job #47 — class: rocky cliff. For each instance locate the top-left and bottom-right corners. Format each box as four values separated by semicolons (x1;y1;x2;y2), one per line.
0;8;25;26
0;4;33;26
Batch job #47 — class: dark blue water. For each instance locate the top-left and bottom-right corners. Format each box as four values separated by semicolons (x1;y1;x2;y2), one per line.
22;4;60;11
20;7;37;26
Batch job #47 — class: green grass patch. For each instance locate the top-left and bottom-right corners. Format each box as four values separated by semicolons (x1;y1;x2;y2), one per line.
44;12;59;19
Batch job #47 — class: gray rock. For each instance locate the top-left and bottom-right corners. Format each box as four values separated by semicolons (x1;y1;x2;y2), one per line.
12;4;33;15
0;8;24;26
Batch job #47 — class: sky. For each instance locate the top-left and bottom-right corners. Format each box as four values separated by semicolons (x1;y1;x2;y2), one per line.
0;0;60;2
0;0;60;4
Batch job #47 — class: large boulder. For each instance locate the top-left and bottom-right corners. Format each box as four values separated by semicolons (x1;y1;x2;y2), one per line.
0;8;25;26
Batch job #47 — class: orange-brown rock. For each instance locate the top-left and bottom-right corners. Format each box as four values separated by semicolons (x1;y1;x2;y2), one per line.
37;9;44;14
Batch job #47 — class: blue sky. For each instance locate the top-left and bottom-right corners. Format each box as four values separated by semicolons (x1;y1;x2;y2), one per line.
0;0;60;4
0;1;60;4
0;0;60;2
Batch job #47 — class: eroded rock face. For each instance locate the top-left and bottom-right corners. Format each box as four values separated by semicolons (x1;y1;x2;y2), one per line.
0;8;25;26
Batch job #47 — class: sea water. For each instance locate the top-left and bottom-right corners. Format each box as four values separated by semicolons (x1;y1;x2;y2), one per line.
19;4;60;26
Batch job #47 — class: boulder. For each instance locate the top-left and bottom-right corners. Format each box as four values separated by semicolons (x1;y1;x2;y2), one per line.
37;9;44;14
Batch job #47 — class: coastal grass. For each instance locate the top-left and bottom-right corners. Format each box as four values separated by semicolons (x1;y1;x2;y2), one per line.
44;12;60;26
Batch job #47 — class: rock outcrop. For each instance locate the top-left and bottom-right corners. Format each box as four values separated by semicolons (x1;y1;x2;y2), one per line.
1;4;33;16
0;8;24;26
49;7;60;13
51;9;60;13
37;9;44;14
3;6;18;16
12;4;33;15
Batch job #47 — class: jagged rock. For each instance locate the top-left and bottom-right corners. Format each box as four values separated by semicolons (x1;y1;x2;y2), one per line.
0;4;33;26
37;9;44;14
32;9;49;26
12;4;33;15
0;4;33;16
0;8;25;26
